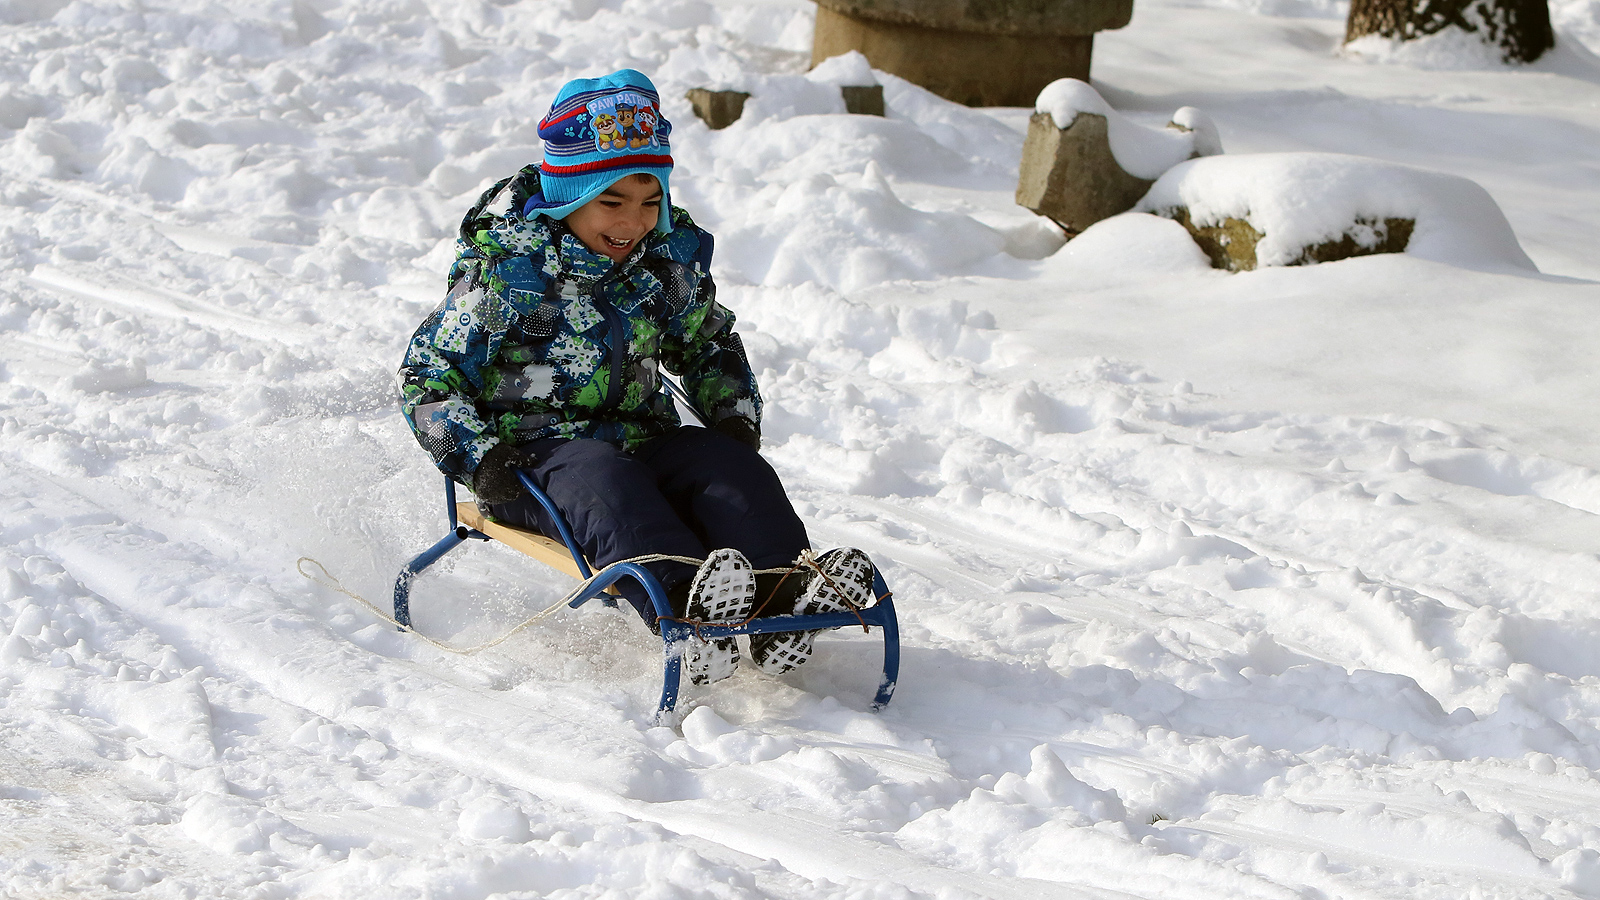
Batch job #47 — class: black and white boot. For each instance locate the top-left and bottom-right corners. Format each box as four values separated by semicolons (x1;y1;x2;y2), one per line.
682;548;756;685
750;548;875;676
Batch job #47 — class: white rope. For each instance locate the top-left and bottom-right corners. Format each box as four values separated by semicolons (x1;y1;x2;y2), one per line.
295;550;825;657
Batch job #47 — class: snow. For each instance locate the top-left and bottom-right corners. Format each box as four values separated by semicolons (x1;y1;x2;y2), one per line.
803;50;877;87
1343;29;1521;68
3;0;1600;897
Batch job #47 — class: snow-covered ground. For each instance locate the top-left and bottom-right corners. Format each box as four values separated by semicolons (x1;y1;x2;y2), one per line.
5;0;1600;897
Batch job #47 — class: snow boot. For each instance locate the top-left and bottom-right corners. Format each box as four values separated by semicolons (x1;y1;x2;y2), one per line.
682;548;756;685
750;548;875;676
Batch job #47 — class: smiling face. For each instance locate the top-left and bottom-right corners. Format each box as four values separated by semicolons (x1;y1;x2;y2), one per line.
563;173;662;263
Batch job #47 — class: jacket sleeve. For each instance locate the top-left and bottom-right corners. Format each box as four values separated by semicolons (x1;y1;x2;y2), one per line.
396;260;516;481
657;227;763;429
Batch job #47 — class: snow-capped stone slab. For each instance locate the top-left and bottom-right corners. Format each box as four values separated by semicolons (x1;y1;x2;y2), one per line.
1034;79;1216;180
809;52;884;116
806;50;877;88
1017;78;1221;235
1135;152;1537;271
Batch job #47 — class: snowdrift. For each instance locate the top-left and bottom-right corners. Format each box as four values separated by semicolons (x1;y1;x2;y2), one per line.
1136;152;1538;271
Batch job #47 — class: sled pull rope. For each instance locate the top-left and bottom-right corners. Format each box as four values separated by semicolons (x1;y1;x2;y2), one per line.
298;556;564;655
297;553;888;655
298;553;700;655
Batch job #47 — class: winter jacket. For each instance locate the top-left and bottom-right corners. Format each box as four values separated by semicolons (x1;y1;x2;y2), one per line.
397;166;761;482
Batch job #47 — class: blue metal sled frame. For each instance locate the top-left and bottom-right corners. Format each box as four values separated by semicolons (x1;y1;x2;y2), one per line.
391;473;901;723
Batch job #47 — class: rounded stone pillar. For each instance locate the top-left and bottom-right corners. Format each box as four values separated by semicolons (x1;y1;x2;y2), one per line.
811;0;1135;107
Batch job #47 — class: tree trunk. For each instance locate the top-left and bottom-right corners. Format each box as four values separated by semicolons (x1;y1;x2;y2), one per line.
1345;0;1554;62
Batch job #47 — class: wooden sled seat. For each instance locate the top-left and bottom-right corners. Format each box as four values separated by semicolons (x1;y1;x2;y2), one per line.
454;503;618;595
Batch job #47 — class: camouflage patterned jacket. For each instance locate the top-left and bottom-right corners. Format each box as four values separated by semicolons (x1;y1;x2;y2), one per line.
397;166;761;482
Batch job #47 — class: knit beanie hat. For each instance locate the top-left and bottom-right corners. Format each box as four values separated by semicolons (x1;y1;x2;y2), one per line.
524;69;674;234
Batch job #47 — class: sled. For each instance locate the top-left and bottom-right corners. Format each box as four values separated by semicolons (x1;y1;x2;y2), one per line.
390;386;900;723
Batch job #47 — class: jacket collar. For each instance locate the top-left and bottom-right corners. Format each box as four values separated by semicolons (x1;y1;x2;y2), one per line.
542;215;653;279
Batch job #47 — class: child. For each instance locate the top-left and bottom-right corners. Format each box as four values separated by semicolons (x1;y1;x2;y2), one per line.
397;70;874;685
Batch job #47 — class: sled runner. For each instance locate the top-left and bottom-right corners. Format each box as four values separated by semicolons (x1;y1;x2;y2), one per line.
391;383;900;723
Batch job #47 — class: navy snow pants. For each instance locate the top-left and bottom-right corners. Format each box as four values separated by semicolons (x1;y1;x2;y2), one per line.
484;426;810;624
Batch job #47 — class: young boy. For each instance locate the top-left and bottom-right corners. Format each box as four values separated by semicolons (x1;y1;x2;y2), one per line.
397;70;874;685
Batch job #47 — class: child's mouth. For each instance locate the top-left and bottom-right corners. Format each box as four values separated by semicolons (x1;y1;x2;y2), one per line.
603;235;632;250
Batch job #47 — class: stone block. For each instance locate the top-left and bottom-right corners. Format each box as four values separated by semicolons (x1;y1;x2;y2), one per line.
685;88;750;130
1168;208;1414;271
1015;111;1155;236
840;84;885;116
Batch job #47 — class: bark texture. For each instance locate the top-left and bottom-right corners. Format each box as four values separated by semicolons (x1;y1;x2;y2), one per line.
1345;0;1553;63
